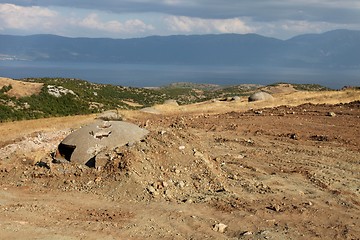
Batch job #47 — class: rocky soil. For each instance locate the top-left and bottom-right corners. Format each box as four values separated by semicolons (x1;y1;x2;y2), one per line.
0;95;359;239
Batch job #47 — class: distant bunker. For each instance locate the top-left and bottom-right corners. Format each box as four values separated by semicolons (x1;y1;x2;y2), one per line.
248;91;274;102
57;121;149;167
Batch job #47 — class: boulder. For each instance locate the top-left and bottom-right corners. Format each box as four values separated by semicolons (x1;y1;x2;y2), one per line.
96;110;122;121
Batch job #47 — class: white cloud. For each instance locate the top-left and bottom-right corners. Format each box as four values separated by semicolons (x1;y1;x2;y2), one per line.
214;18;255;33
165;16;255;34
76;13;154;34
0;2;359;39
0;3;155;37
0;3;57;30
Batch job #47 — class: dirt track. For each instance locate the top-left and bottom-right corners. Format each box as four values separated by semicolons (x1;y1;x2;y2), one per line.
0;90;359;239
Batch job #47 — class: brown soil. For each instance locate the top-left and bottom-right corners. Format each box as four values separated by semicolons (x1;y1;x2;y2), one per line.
0;90;359;239
0;77;43;98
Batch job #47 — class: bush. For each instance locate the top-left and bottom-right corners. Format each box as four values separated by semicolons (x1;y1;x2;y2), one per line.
0;84;12;94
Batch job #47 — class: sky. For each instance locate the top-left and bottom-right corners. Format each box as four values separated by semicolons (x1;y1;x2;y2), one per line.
0;0;359;39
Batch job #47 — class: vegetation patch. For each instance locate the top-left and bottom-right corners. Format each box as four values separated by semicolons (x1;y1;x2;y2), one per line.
0;78;334;122
292;83;331;91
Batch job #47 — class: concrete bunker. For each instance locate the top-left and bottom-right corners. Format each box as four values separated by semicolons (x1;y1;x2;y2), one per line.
56;120;149;166
248;91;274;102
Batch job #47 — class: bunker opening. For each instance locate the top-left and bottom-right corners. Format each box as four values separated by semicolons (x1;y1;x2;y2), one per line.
57;143;76;161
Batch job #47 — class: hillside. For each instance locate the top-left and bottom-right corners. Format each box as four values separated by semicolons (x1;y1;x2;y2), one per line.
0;77;259;122
1;29;360;68
2;77;359;122
0;77;209;121
0;86;359;239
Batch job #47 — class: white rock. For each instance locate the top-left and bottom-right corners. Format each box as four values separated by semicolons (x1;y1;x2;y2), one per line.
327;112;336;117
178;181;185;188
213;223;227;233
147;186;156;194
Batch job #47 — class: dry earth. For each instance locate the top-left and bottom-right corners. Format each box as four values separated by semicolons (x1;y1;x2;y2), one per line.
0;88;359;240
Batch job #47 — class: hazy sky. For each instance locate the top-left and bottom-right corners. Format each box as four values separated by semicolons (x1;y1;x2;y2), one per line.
1;1;359;39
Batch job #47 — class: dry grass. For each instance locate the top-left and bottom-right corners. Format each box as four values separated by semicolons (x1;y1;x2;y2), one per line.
0;77;43;98
148;89;360;115
122;100;143;107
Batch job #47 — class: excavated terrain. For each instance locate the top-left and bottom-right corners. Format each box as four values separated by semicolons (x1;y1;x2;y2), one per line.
0;91;359;239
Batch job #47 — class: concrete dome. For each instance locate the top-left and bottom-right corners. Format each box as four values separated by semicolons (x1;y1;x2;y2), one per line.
248;92;274;102
56;121;148;166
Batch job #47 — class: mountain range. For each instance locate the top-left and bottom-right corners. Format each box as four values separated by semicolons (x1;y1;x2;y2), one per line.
0;29;359;68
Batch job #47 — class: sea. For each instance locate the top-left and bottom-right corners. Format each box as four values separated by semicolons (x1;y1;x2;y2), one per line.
1;61;359;89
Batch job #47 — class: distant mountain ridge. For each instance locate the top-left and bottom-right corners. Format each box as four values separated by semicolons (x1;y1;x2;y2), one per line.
0;29;359;68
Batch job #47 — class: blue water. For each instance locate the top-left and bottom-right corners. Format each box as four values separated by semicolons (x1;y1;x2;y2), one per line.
0;61;359;89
